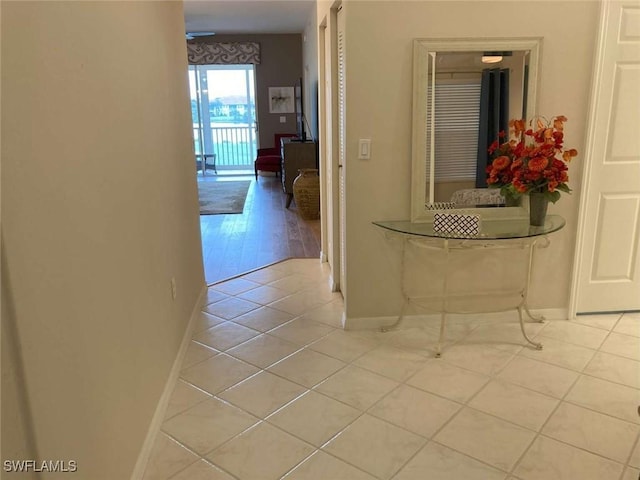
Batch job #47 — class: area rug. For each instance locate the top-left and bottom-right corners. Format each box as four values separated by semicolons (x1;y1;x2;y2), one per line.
198;180;251;215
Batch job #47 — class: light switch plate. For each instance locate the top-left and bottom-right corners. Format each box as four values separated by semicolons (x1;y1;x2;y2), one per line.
358;139;371;159
280;116;286;123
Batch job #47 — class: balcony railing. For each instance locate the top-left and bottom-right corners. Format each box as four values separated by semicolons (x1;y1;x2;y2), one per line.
193;125;257;171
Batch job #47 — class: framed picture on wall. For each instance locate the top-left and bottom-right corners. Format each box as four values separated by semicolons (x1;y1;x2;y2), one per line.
269;86;295;114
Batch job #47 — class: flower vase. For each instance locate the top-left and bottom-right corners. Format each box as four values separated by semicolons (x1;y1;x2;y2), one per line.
292;169;320;220
529;192;549;226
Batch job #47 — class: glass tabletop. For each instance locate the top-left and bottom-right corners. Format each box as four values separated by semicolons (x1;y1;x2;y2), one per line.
373;215;565;240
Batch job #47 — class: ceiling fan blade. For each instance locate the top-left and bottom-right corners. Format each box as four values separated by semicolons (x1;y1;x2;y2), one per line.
186;32;216;40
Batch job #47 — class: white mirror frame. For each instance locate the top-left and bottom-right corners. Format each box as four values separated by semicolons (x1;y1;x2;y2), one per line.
411;37;542;222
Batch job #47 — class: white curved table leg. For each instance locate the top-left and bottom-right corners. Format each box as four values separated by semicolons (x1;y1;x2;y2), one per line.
435;311;446;358
381;299;408;333
522;236;551;324
518;306;543;350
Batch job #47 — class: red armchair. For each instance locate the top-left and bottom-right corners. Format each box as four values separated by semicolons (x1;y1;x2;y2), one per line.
254;133;298;180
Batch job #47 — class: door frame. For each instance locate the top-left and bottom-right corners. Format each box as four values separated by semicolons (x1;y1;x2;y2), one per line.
569;0;640;317
318;4;343;293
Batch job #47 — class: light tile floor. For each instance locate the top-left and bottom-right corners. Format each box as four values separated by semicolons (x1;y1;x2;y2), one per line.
143;259;640;480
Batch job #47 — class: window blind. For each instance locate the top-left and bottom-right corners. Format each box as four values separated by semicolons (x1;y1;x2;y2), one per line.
426;81;481;181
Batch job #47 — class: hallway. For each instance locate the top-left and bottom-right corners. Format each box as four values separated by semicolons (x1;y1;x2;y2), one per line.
199;174;321;284
143;259;640;480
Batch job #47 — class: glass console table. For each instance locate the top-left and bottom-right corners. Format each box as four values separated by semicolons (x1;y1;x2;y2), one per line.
373;215;565;357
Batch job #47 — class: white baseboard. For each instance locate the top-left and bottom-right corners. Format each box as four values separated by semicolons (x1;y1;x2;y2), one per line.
343;308;570;332
130;282;208;480
529;308;569;320
344;313;445;331
328;274;339;293
344;314;400;331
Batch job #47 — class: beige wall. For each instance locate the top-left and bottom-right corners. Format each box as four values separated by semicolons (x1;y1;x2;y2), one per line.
194;34;304;148
335;1;598;322
1;2;204;478
2;274;38;478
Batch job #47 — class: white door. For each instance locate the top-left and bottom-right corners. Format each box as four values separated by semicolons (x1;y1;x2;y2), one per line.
573;0;640;313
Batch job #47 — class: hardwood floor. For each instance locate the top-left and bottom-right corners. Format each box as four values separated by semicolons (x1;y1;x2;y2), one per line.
198;173;321;284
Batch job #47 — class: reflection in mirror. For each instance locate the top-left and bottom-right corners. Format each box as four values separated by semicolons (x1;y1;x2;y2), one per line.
411;38;541;222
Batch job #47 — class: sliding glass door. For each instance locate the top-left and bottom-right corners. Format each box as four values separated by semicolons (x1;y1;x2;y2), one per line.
188;64;257;173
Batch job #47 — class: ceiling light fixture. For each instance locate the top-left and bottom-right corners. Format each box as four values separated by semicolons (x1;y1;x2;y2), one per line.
481;55;503;64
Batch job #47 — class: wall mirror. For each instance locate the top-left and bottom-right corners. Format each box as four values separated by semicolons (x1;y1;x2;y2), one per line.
411;38;542;222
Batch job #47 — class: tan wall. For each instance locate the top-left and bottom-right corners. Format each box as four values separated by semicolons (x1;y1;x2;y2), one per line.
195;34;303;148
339;1;598;321
1;274;38;479
1;2;204;478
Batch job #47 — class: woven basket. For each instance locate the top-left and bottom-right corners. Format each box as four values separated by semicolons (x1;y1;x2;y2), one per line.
292;169;320;220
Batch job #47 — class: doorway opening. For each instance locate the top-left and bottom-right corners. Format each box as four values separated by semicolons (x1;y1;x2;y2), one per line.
188;64;257;175
188;65;321;283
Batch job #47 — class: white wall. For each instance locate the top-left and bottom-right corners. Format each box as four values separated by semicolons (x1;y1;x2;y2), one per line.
337;1;598;322
1;2;205;478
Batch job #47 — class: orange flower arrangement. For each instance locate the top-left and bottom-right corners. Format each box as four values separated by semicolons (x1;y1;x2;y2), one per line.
486;116;578;203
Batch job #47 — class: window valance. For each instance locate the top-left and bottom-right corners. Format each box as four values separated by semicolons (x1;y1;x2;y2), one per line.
186;42;261;65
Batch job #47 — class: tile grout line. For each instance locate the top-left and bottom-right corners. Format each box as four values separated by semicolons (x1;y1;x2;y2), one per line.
226;300;430;478
506;367;586;477
167;271;368;477
622;429;640;476
507;315;635;477
155;264;639;480
334;318;535;478
300;322;517;478
207;311;636;477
